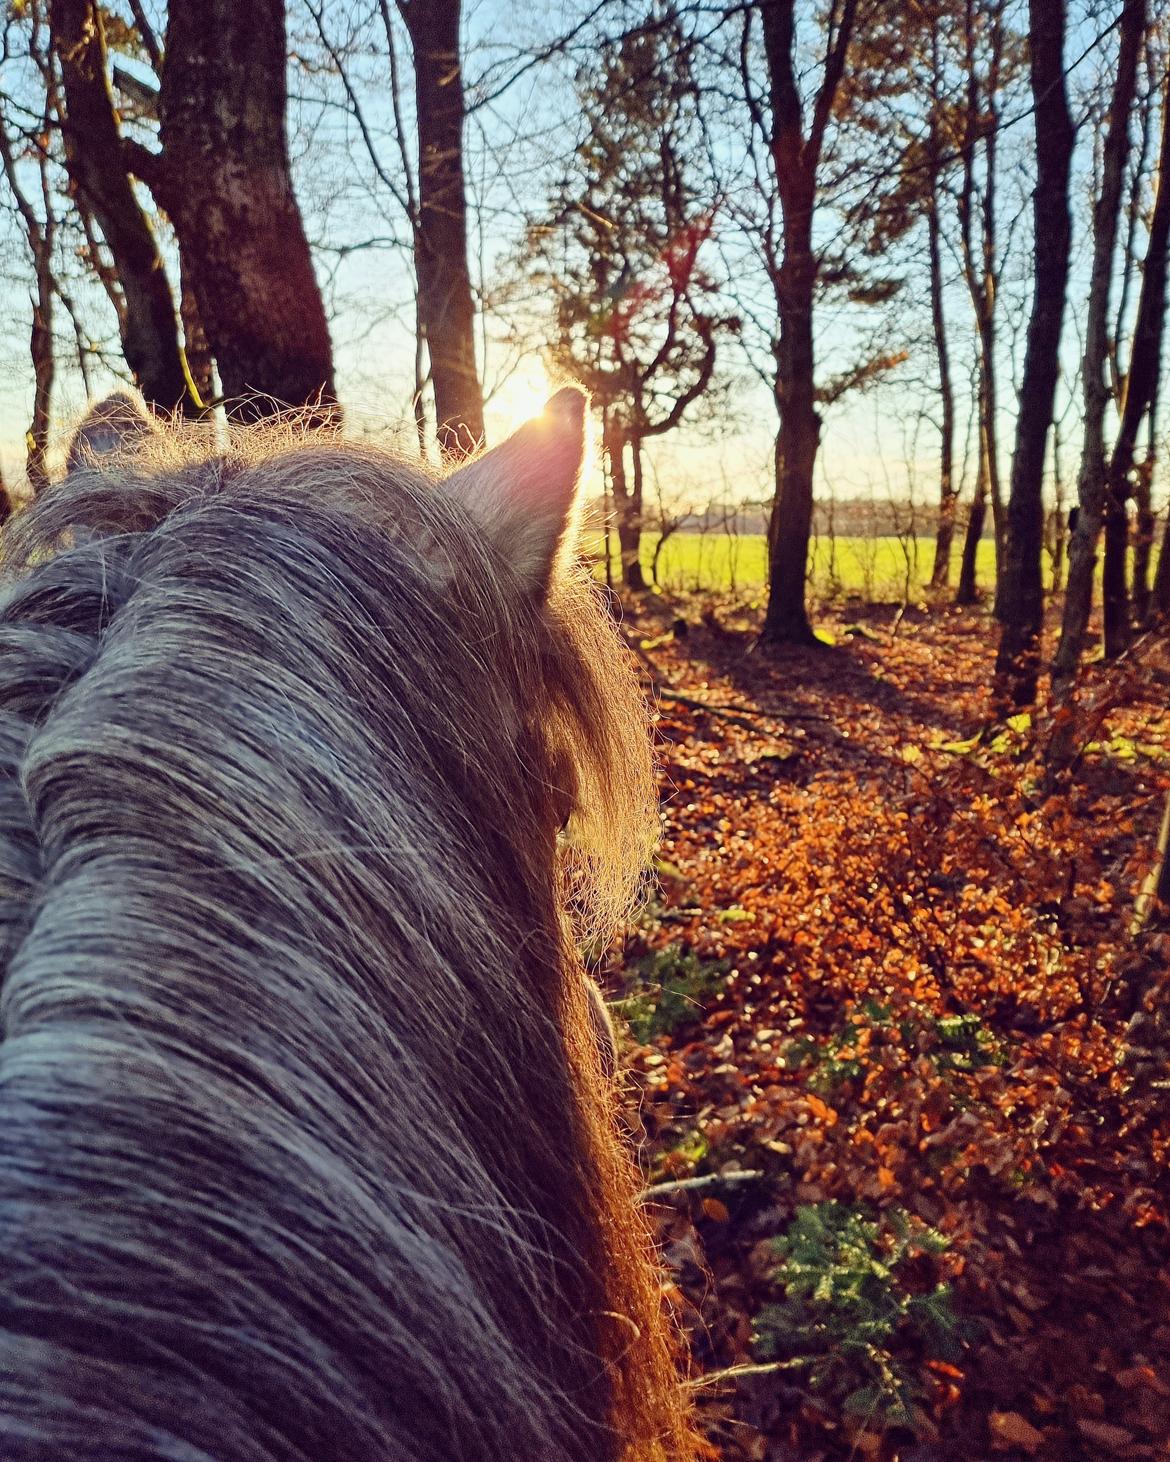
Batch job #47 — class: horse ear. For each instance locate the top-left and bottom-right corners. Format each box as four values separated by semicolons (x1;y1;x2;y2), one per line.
442;387;588;595
67;390;158;471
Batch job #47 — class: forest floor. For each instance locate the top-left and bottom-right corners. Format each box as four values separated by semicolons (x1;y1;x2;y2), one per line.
604;591;1170;1461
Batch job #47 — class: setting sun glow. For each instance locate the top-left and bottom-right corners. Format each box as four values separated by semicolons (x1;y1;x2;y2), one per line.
488;362;555;437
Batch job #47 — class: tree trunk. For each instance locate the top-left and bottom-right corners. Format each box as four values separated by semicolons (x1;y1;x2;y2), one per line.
758;3;818;646
1133;445;1156;626
1104;55;1170;657
398;0;484;459
956;451;988;606
0;97;55;492
994;0;1076;708
158;0;336;422
1051;0;1145;702
927;93;957;591
604;418;645;592
1152;505;1170;616
763;280;821;646
955;0;1005;611
50;0;195;413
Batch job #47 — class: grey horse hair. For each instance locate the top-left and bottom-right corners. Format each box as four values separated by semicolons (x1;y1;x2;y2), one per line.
0;398;697;1460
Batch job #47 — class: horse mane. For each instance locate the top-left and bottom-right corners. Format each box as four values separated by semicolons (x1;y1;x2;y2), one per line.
0;416;697;1460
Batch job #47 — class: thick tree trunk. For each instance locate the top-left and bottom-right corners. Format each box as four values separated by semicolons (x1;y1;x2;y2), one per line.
158;0;336;422
1052;0;1145;702
398;0;484;459
1104;57;1170;657
50;0;194;413
994;0;1076;708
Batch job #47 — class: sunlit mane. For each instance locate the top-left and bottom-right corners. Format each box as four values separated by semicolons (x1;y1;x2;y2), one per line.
0;403;696;1461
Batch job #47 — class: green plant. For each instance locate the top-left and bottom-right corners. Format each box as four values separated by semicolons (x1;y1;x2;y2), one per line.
782;1002;893;1092
754;1202;960;1431
930;1012;1004;1071
614;944;727;1042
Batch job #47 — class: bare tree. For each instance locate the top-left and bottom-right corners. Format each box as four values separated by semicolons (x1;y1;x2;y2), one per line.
952;0;1009;608
1051;0;1146;704
48;0;195;413
1102;46;1170;655
0;6;57;494
523;12;728;592
397;0;483;458
752;0;866;646
925;17;959;591
993;0;1076;709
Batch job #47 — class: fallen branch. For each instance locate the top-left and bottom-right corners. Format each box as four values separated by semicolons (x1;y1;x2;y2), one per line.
641;1169;765;1202
626;637;828;734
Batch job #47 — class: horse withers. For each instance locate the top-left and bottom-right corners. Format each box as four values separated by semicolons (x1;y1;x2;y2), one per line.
0;390;698;1460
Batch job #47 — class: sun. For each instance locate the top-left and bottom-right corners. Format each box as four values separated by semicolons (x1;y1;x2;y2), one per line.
489;361;555;437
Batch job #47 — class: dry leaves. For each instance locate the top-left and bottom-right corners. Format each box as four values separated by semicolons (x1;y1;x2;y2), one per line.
609;597;1170;1459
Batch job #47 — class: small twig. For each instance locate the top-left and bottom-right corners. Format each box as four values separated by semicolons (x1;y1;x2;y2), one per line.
641;1169;765;1201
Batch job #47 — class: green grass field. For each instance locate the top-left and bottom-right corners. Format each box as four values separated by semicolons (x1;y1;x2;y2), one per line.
594;532;1006;599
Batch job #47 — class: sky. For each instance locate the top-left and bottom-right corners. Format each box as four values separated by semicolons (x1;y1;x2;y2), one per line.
0;0;1164;521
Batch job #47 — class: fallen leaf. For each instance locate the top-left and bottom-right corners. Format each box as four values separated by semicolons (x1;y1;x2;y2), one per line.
1075;1418;1134;1451
989;1411;1045;1454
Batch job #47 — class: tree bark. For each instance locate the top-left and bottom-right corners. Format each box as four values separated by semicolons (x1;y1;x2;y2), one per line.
157;0;336;422
49;0;195;413
1103;54;1170;657
179;255;215;411
994;0;1076;708
1051;0;1145;702
398;0;484;459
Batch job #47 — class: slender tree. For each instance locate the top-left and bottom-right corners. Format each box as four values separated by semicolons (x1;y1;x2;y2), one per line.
752;0;864;646
924;21;960;591
1102;47;1170;654
0;17;56;493
953;0;1009;607
397;0;483;458
993;0;1076;708
1051;0;1146;703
